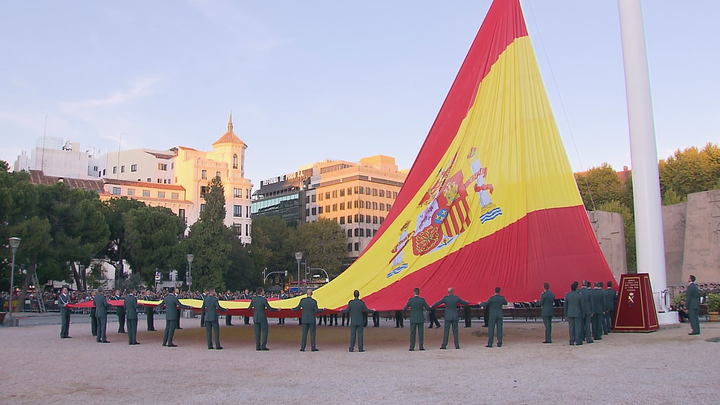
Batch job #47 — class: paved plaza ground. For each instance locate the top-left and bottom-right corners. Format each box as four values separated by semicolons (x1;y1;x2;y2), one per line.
1;314;718;404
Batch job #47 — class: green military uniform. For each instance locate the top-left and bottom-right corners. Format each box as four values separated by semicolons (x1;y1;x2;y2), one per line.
431;294;469;349
159;293;190;347
579;285;594;343
58;292;71;339
124;293;139;345
292;296;323;351
93;293;112;343
686;281;700;335
403;295;430;351
248;295;279;350
341;298;373;352
201;294;227;349
143;293;156;331
592;287;605;340
114;293;126;334
564;289;584;345
540;289;555;343
482;294;508;347
603;285;616;334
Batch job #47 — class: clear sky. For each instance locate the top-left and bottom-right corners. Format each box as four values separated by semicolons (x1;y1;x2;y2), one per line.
1;0;717;186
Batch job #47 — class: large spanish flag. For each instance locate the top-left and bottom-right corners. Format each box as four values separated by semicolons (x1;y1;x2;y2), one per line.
152;0;614;315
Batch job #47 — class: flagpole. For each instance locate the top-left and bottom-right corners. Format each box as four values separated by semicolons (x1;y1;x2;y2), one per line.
617;0;675;324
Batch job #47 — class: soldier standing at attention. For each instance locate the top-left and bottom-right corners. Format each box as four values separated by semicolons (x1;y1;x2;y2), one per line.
143;289;157;331
292;288;324;351
124;289;139;345
402;288;430;351
201;289;227;350
540;283;555;344
248;287;279;350
158;288;190;347
564;282;584;345
341;290;374;352
481;287;508;348
431;287;469;350
114;289;126;334
58;287;72;339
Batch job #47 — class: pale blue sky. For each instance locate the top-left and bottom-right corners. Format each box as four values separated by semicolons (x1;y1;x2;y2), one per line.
1;1;717;186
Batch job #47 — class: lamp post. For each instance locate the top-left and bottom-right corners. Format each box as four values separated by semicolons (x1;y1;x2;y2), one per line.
186;254;194;292
295;252;303;292
7;237;21;326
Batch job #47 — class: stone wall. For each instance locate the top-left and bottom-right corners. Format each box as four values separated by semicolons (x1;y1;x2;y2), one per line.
679;190;720;284
587;210;626;282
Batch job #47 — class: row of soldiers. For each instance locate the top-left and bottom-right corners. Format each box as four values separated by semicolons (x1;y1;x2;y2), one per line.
562;280;617;345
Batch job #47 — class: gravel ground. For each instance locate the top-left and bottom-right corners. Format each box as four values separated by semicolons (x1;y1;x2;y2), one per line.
1;316;718;404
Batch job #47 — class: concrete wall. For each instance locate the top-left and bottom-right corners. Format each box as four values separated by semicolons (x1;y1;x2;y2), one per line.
662;202;687;286
588;210;626;282
680;190;720;284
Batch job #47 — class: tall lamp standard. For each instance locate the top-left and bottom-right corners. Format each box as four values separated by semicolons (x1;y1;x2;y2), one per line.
186;254;194;293
295;252;303;293
7;237;21;326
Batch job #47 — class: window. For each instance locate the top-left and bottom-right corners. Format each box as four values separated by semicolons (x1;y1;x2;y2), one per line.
102;169;106;176
246;206;249;217
111;187;121;195
359;187;365;195
332;204;337;212
393;192;398;199
127;189;135;196
179;209;186;221
246;189;250;199
234;205;242;217
347;243;353;252
142;190;150;197
380;216;385;224
387;204;392;211
311;194;316;202
171;192;178;200
120;165;125;173
112;166;117;174
359;215;365;223
360;201;365;209
306;196;310;204
340;189;345;197
318;194;323;202
215;171;221;179
347;229;352;237
340;217;345;225
347;215;352;224
366;215;371;223
380;203;386;211
158;163;167;171
354;201;359;208
359;229;365;237
147;178;151;183
233;154;238;169
354;242;359;251
340;202;345;210
379;190;385;198
246;224;249;237
93;165;98;172
373;188;378;196
373;216;378;224
366;228;371;238
366;200;371;209
354;214;359;223
325;205;330;212
325;192;330;200
233;224;242;236
347;187;352;196
234;188;242;198
311;207;317;215
200;186;208;198
305;208;310;216
354;228;359;237
201;170;207;180
157;179;162;183
387;190;392;198
353;186;358;194
318;206;324;214
373;202;378;210
201;204;205;212
171;163;174;169
332;190;337;198
158;191;165;198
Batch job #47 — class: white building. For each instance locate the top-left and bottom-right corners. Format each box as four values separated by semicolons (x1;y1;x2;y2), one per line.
14;136;101;179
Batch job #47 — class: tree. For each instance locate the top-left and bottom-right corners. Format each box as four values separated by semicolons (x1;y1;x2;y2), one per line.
185;176;232;291
250;215;293;278
659;143;720;200
574;163;625;211
102;197;146;282
124;205;186;284
226;236;261;292
289;218;347;279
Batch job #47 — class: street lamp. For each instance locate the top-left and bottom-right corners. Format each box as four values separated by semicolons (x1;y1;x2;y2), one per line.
6;237;21;326
186;254;194;292
295;252;303;292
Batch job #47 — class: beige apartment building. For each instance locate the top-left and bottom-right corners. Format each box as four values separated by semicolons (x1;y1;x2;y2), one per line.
304;155;407;264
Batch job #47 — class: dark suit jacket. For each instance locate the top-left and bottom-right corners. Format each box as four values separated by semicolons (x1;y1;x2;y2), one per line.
292;297;322;324
248;296;278;322
580;287;594;316
124;294;138;320
341;298;373;326
431;295;469;321
564;290;583;318
94;293;111;317
540;290;555;317
604;288;616;311
403;296;430;323
201;296;226;322
592;288;605;315
482;294;507;318
686;283;699;310
159;294;190;321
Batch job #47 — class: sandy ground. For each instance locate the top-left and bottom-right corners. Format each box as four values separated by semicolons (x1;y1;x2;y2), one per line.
1;316;718;404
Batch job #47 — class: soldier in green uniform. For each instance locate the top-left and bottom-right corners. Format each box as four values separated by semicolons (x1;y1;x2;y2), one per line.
341;290;374;352
540;283;555;343
402;288;430;351
114;289;126;334
431;287;469;349
124;289;139;345
201;289;227;350
158;288;190;347
292;288;324;351
564;281;584;345
481;287;508;348
143;289;157;331
248;287;279;350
